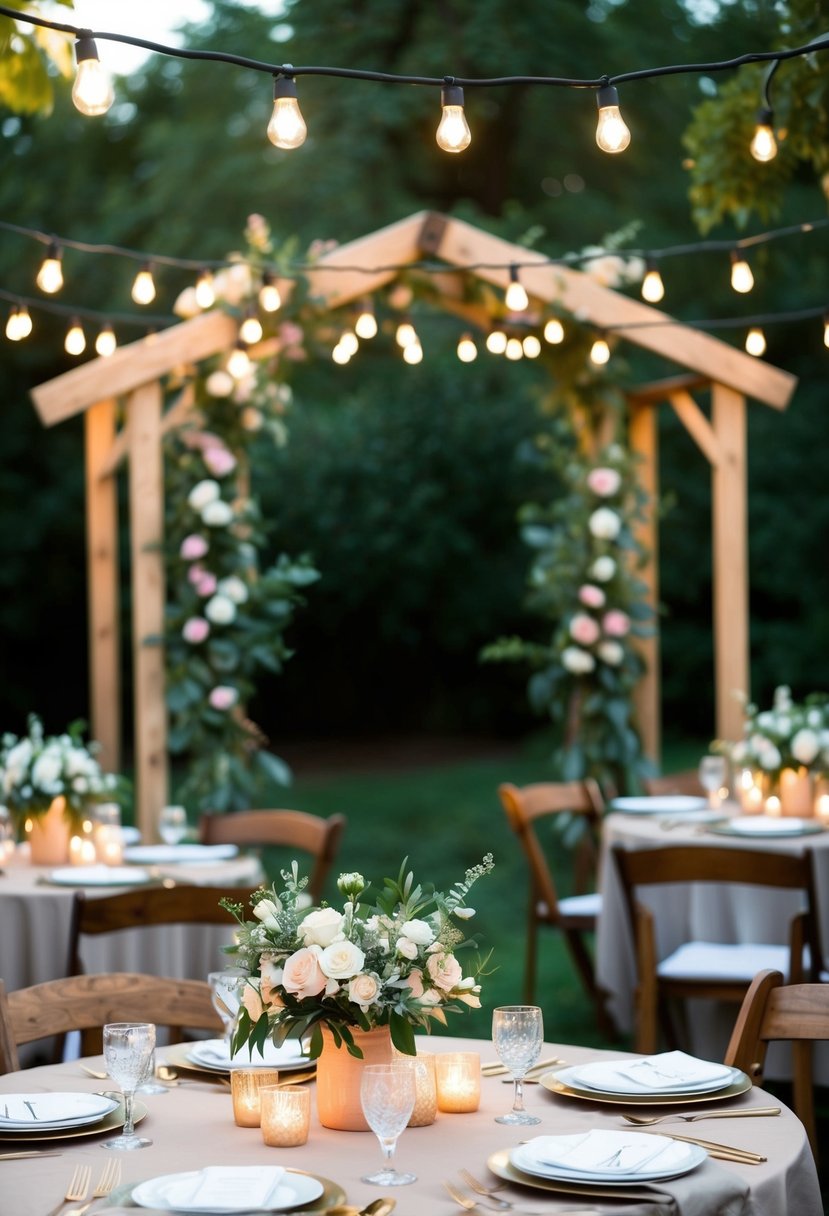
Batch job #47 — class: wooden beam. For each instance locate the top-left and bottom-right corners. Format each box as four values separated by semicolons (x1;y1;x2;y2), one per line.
668;390;723;468
711;383;749;742
84;399;121;774
31;311;237;428
432;215;797;411
303;211;434;310
627;373;711;406
98;383;198;481
127;380;168;841
628;403;661;764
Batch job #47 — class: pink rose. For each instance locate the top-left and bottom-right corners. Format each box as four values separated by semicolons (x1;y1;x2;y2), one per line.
281;946;327;999
603;610;631;637
182;617;209;644
196;572;218;597
425;951;462;993
209;685;239;711
569;613;600;646
180;534;209;561
578;584;606;609
203;446;237;477
187;563;206;587
405;968;425;999
587;467;621;497
241;980;264;1021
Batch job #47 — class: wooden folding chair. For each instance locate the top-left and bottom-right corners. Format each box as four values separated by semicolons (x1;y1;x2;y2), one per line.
498;780;614;1035
199;809;346;902
0;973;221;1074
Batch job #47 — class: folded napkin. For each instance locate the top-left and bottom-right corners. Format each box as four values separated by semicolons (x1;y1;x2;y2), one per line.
190;1037;305;1068
525;1130;690;1176
162;1167;286;1212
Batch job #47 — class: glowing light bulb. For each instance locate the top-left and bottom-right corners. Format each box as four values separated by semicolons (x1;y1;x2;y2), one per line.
396;320;417;348
339;331;359;357
505;337;523;361
131;264;156;306
486;329;507;355
544;318;564;344
641;262;665;303
5;307;21;341
72;34;114;116
745;326;766;357
227;341;251;378
36;243;63;294
436;83;471;153
95;323;117;357
258;273;281;313
267;73;307;150
590;337;610;365
730;251;754;294
824;315;829;348
522;334;541;358
403;341;423;365
332;342;350;365
505;266;528;313
65;318;86;356
195;270;216;309
457;333;477;362
595;83;631;153
355;303;377;339
239;308;263;345
750;108;777;163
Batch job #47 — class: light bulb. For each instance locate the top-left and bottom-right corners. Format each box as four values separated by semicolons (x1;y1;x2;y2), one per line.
339;331;359;357
457;333;477;362
824;316;829;349
65;318;86;356
590;337;610;365
259;273;281;313
396;320;417;348
595;83;631;153
36;243;63;294
486;329;507;355
505;337;523;361
745;326;766;357
436;83;471;153
16;305;32;339
332;342;350;365
355;303;377;339
522;334;541;358
544;318;564;344
131;264;156;305
195;270;216;309
730;251;754;294
5;307;21;341
72;34;114;116
403;341;423;365
267;73;307;150
505;266;528;313
95;323;117;357
227;341;251;379
641;262;665;303
750;107;777;163
239;308;263;345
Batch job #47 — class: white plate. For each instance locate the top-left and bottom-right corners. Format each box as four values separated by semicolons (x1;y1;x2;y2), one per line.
610;795;708;815
710;816;825;838
511;1133;706;1185
186;1037;309;1072
0;1092;118;1130
47;865;151;887
132;1169;323;1213
557;1061;740;1097
123;843;239;865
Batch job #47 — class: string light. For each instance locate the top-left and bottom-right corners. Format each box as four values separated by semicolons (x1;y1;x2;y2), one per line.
824;313;829;348
522;334;541;358
239;306;263;345
258;272;282;313
395;319;417;348
95;322;117;356
227;339;251;378
332;341;351;364
195;269;216;309
5;305;32;341
595;81;631;153
543;318;565;344
745;325;766;356
435;83;471;153
402;339;423;364
590;336;610;364
730;250;754;293
267;71;307;150
505;337;523;361
131;263;156;305
505;266;529;313
339;330;359;357
641;260;665;303
71;32;114;117
354;300;378;339
64;317;86;356
750;107;778;162
36;242;63;294
486;328;508;355
456;332;477;362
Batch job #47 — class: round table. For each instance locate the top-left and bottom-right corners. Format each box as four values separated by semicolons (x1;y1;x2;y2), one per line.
0;1036;820;1216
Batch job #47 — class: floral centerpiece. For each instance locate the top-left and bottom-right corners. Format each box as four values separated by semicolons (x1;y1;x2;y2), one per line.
728;686;829;778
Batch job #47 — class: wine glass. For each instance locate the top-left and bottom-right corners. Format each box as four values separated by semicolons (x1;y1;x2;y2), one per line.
359;1062;417;1186
135;1045;167;1096
208;971;247;1049
492;1005;543;1126
102;1022;156;1150
158;804;188;845
698;755;728;808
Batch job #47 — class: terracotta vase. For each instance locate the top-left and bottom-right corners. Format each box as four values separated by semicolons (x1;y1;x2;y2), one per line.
27;795;72;865
778;767;814;818
315;1025;393;1131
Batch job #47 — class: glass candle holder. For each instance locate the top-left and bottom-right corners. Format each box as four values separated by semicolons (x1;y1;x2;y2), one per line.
260;1084;311;1147
408;1052;438;1127
434;1052;481;1113
230;1068;280;1128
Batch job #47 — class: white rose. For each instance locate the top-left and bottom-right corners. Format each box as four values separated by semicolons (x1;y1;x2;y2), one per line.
396;937;419;960
561;646;596;674
597;640;624;666
253;897;282;932
399;918;434;946
299;907;345;948
205;370;235;398
590;556;616;582
759;744;782;771
241;407;264;431
588;507;621;540
731;741;748;763
201;500;234;527
347;972;382;1010
807;709;824;728
791;729;820;766
319;939;365;980
756;712;775;731
188;479;221;511
217;576;249;605
31;750;62;789
205;594;237;625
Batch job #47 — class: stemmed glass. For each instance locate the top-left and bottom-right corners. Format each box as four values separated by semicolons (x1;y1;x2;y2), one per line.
102;1022;156;1150
698;755;728;808
208;971;247;1049
492;1005;543;1126
359;1062;417;1186
158;804;188;845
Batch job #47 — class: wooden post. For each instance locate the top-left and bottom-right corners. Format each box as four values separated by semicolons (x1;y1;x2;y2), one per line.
628;403;661;764
84;399;121;774
711;384;749;742
127;381;168;840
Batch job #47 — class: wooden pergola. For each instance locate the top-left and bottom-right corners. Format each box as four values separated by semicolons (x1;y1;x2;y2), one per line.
30;212;797;841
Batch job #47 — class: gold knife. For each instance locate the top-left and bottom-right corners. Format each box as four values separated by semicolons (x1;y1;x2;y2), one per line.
642;1130;766;1162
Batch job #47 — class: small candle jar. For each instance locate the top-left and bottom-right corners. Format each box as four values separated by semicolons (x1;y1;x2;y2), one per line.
95;824;124;866
408;1052;438;1127
260;1084;310;1147
230;1068;280;1128
435;1052;481;1113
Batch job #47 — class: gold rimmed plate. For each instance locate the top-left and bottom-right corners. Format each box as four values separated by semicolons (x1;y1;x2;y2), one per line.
486;1148;662;1203
165;1041;315;1079
540;1067;751;1107
0;1097;147;1143
106;1169;345;1213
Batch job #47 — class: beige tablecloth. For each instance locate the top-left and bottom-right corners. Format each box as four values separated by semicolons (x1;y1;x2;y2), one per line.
0;1037;820;1216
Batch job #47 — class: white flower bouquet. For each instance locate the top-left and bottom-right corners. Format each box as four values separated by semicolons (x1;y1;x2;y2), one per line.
728;685;829;776
221;854;494;1058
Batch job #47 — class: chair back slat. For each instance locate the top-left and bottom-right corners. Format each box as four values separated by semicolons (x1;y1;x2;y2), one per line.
199;810;346;902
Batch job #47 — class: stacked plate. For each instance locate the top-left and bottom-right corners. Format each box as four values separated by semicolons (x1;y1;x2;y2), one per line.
610;795;709;816
0;1092;119;1133
123;843;239;865
545;1050;746;1106
131;1166;324;1213
47;865;151;887
185;1037;309;1074
710;816;825;838
510;1130;706;1187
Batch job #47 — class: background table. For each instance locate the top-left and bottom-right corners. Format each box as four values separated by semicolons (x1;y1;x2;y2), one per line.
0;1035;820;1216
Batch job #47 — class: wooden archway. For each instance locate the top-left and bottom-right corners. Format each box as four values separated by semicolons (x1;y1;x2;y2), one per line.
30;212;797;840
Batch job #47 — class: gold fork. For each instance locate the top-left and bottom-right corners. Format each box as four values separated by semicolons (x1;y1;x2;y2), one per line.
458;1170;514;1210
44;1163;91;1216
65;1159;122;1216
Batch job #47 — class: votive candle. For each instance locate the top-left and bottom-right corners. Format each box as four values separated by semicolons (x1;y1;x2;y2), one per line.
260;1084;310;1147
435;1052;481;1113
95;824;123;866
231;1068;280;1127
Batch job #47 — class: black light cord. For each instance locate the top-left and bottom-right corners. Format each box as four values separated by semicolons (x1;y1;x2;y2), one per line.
0;285;175;327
